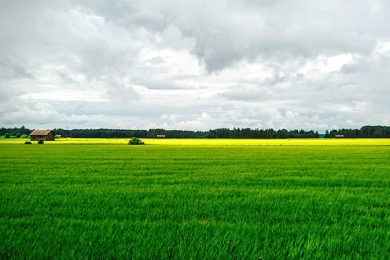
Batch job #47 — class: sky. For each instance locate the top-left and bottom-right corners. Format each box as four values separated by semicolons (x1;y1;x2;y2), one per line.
1;0;390;133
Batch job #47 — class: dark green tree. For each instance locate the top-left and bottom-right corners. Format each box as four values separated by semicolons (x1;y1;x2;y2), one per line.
128;137;144;145
372;130;384;138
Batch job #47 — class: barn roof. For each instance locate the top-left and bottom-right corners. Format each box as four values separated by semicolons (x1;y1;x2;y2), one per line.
30;130;53;136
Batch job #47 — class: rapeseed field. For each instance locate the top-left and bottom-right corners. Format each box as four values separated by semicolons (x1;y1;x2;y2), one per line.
2;137;390;146
1;141;390;259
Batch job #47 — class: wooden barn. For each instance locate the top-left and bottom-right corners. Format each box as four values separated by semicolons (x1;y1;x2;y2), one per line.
30;130;55;141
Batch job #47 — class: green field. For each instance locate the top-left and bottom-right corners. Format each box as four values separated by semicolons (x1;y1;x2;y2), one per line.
1;143;390;259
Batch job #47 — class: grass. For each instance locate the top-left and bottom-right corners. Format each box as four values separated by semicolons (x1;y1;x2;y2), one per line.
1;142;390;259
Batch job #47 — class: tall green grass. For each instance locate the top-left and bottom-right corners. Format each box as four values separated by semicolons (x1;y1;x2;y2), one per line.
1;145;390;259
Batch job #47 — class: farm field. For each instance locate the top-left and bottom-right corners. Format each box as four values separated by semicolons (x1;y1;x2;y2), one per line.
2;137;390;146
1;142;390;259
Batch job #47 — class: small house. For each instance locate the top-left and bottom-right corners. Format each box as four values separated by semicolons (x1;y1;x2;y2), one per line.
30;130;55;141
156;135;166;138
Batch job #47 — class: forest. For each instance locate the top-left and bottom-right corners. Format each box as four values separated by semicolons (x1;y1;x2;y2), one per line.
1;125;390;139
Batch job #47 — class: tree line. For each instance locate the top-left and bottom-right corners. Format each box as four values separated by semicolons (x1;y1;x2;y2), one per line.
324;125;390;138
0;126;31;138
51;127;320;138
1;125;389;139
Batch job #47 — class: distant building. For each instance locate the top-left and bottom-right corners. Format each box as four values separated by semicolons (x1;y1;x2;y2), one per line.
335;135;344;138
156;135;166;138
30;130;55;141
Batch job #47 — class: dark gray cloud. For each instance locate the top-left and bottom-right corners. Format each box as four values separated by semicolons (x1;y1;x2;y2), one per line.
167;0;385;72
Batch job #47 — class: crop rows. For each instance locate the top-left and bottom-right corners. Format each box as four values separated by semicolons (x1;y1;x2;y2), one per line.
1;144;390;259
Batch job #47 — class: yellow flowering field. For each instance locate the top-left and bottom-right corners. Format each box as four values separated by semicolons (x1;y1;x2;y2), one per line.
2;138;390;145
143;138;390;146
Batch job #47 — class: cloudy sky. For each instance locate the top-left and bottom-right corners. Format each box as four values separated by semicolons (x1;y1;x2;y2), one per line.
1;0;390;133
